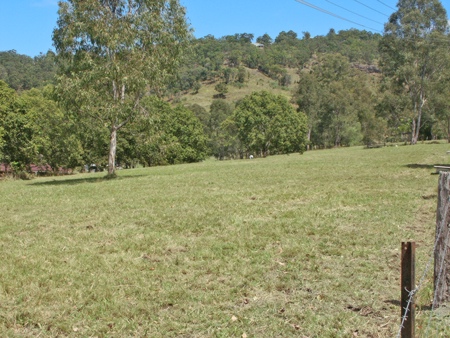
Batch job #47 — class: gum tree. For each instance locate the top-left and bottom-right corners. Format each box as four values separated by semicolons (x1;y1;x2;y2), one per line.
379;0;449;144
53;0;190;176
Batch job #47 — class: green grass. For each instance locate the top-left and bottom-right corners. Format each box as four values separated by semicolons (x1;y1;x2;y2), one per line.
1;143;449;337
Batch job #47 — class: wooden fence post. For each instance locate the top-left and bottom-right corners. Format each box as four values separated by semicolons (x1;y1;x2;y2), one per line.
435;172;450;307
401;241;415;338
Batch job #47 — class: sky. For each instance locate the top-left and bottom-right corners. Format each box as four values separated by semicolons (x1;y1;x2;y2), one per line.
2;0;450;57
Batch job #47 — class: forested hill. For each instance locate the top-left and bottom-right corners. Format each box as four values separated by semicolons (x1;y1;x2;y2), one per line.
182;29;381;92
0;50;57;91
0;29;380;94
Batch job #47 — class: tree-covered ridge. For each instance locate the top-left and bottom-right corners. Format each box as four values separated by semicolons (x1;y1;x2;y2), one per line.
0;50;56;91
170;29;381;95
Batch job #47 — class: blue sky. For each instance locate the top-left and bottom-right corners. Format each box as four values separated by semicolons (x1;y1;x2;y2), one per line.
2;0;450;57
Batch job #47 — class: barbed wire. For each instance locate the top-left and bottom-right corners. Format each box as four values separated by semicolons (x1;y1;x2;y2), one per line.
397;286;417;338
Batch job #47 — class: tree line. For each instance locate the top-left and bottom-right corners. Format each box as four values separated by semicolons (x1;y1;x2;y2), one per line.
0;0;449;177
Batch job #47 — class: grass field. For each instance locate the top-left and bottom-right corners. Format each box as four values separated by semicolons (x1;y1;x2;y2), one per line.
1;143;449;337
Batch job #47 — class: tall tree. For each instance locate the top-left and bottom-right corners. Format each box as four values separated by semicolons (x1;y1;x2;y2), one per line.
208;99;233;159
296;71;323;147
379;0;449;144
296;54;374;148
53;0;190;176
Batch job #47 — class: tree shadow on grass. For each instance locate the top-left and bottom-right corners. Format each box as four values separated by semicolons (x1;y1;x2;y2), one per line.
406;164;439;169
28;174;146;186
406;163;450;175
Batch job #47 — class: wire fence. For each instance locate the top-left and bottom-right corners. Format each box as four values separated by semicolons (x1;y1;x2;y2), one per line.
397;173;450;337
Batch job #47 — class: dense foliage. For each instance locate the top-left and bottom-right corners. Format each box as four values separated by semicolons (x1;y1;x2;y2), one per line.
232;91;308;156
117;97;208;167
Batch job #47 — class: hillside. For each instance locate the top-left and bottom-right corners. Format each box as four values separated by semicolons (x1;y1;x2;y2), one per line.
173;66;300;110
173;61;382;111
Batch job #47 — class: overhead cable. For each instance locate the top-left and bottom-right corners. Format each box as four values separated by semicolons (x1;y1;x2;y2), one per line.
325;0;384;25
294;0;383;33
376;0;397;11
294;0;450;46
353;0;390;17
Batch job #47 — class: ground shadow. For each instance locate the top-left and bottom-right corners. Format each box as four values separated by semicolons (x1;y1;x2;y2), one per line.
417;303;433;311
28;174;145;186
406;164;442;169
385;299;401;307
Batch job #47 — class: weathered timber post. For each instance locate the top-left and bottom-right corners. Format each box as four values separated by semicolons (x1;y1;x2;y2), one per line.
435;172;450;307
401;241;415;338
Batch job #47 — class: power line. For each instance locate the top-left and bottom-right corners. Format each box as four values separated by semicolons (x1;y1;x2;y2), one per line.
352;0;390;17
376;0;397;11
294;0;383;33
294;0;450;46
325;0;384;25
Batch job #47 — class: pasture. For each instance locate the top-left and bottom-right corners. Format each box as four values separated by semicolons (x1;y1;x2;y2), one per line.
1;143;449;337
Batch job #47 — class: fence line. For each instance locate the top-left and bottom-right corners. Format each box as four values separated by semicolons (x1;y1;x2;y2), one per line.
396;177;450;337
423;207;450;336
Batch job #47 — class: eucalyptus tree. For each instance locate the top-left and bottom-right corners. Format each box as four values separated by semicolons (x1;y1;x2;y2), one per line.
296;53;371;148
379;0;449;144
295;71;322;147
208;99;233;159
53;0;191;176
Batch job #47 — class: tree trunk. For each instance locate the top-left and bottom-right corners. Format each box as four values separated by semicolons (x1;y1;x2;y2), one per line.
411;99;424;145
411;118;418;145
108;125;117;176
307;128;312;151
434;172;450;307
447;116;450;143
